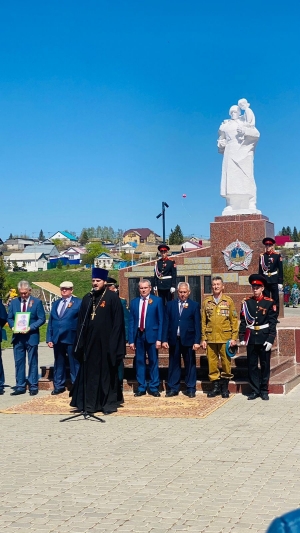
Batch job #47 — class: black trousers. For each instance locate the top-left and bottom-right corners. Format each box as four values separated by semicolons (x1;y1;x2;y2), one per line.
264;282;279;317
157;289;173;306
247;343;271;393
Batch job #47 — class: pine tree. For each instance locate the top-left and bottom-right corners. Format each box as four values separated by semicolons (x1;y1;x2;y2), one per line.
0;257;7;299
79;230;89;245
281;227;287;235
292;226;298;242
38;229;45;241
169;225;184;245
286;226;292;237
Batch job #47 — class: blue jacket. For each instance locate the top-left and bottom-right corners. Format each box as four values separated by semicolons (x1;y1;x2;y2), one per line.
46;296;82;345
7;296;46;346
128;295;163;344
266;509;300;532
0;300;8;344
162;298;201;346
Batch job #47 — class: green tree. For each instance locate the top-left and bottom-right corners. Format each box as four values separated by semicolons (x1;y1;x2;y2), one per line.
0;257;8;298
82;242;107;265
286;226;292;237
8;233;13;239
281;227;287;236
169;225;184;245
283;261;295;288
292;226;298;242
79;230;89;245
38;229;45;241
56;259;63;269
52;239;65;251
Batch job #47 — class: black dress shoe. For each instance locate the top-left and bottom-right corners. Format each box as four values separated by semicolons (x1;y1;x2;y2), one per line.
165;391;179;397
102;410;116;415
51;388;65;395
148;390;161;397
10;390;26;396
183;390;196;398
261;392;269;401
0;389;4;395
248;391;260;400
134;390;146;397
29;390;38;396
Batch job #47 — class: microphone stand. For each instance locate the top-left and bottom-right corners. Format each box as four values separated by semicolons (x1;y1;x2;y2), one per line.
60;292;105;423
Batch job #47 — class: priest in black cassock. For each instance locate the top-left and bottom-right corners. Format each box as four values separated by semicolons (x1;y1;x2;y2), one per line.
70;267;126;415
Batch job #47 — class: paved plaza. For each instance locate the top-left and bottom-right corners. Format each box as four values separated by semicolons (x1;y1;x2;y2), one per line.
1;328;300;533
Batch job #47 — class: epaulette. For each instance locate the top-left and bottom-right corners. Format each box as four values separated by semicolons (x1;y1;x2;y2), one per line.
241;296;251;303
273;251;280;254
263;296;273;301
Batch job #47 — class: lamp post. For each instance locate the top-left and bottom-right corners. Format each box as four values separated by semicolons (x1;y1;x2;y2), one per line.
156;201;169;244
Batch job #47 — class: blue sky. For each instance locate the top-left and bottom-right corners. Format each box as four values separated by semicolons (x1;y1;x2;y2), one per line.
1;1;300;241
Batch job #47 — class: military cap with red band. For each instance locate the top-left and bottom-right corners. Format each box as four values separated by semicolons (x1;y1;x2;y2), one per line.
262;237;275;245
158;244;170;252
248;274;267;287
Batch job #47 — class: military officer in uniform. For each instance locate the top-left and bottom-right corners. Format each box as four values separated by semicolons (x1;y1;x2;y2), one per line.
201;276;238;398
239;274;277;401
259;237;283;319
153;244;177;305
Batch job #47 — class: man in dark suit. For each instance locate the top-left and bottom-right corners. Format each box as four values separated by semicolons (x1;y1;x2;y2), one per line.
0;299;8;395
162;282;201;398
7;280;46;396
128;279;164;397
46;281;81;395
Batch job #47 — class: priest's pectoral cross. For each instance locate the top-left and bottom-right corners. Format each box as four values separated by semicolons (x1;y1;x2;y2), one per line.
91;308;96;320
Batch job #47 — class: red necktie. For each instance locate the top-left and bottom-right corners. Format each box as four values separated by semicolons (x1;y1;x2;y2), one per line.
140;298;146;331
22;300;26;312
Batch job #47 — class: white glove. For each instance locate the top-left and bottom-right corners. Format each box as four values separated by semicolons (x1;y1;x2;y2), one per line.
263;341;272;352
278;284;283;291
240;341;246;346
153;287;157;292
170;287;175;293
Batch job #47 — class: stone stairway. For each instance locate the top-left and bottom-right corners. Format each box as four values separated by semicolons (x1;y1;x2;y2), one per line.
123;344;300;395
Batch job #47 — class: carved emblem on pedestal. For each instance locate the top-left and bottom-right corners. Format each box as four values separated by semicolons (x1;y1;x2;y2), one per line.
222;239;253;271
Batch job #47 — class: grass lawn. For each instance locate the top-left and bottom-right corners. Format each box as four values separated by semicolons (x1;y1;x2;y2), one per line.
6;268;119;299
1;323;48;350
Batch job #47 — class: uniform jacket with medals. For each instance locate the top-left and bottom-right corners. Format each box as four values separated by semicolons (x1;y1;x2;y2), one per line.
259;251;283;284
154;257;176;290
239;295;277;345
201;294;238;343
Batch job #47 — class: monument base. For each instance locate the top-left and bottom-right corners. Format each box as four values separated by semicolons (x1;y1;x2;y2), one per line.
210;213;283;317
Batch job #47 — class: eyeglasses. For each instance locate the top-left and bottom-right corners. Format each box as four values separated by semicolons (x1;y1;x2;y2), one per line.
61;287;72;291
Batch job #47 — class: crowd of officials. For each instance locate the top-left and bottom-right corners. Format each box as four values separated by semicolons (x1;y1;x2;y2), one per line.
0;237;281;413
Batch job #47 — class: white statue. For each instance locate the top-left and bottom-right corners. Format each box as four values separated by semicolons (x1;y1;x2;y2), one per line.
217;103;260;215
238;98;255;126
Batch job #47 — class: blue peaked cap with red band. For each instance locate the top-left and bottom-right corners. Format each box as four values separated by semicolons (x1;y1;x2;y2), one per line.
91;267;108;281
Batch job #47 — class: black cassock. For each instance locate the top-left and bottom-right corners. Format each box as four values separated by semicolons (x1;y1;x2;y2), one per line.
70;288;126;413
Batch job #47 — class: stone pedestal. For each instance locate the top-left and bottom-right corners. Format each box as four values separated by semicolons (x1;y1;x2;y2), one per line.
210;214;283;316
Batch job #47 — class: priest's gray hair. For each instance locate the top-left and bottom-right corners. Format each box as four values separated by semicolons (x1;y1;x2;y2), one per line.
18;280;31;290
177;282;190;291
139;279;151;287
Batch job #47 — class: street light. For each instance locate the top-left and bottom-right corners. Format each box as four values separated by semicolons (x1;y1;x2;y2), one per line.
156;201;169;244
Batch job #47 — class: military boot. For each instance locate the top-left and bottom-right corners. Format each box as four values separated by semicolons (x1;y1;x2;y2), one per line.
220;378;230;398
207;380;221;398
